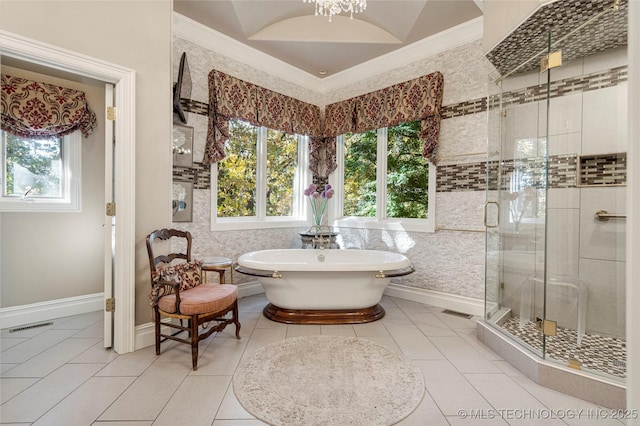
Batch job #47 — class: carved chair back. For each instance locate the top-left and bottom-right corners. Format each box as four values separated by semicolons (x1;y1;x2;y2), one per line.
146;228;192;282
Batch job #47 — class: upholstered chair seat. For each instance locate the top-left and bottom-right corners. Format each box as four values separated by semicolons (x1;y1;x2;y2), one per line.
157;283;237;315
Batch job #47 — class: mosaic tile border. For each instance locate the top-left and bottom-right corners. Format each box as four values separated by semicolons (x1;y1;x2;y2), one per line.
501;316;626;379
180;99;209;116
442;65;627;120
173;162;210;189
579;153;627;186
437;154;583;193
486;0;628;77
497;66;627;108
440;98;487;119
436;162;487;192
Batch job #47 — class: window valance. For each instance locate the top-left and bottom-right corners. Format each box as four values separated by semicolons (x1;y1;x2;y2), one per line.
1;74;97;139
206;69;443;175
205;70;322;165
323;71;444;169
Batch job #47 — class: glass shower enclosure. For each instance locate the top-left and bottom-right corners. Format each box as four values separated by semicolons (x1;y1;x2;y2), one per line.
484;2;627;384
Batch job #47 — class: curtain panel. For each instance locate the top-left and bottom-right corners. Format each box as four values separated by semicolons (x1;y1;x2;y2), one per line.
322;71;444;171
1;74;97;139
205;70;322;165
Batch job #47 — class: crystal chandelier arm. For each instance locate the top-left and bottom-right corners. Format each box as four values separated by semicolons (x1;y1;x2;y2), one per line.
303;0;367;22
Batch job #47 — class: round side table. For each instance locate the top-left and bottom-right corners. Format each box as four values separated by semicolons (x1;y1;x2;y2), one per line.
202;256;233;284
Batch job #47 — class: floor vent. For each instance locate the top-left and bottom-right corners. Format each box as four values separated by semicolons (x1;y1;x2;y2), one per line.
442;309;473;319
9;321;54;333
613;360;626;368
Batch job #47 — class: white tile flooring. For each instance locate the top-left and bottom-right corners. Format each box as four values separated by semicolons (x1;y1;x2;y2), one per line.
0;294;624;425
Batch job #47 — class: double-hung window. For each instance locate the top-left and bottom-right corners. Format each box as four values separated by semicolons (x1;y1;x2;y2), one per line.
0;130;81;212
331;120;435;232
211;119;310;230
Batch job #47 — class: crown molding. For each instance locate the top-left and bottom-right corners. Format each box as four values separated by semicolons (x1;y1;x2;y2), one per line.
172;13;483;96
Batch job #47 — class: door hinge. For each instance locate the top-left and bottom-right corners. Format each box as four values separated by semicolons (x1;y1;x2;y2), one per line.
535;317;558;336
106;202;116;217
107;106;117;121
105;298;115;312
540;50;562;73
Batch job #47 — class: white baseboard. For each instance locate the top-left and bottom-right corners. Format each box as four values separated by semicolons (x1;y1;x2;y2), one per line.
385;283;484;317
0;293;103;329
237;281;264;298
135;318;177;351
135;282;265;350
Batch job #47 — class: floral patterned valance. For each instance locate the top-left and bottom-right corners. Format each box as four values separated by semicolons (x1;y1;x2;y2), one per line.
323;71;444;168
205;70;322;165
206;69;443;174
323;98;357;138
1;74;97;139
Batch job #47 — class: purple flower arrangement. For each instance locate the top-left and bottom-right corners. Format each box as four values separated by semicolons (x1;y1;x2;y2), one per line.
304;183;335;227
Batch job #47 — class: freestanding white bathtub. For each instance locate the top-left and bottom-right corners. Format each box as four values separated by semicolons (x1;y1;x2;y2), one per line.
235;249;414;324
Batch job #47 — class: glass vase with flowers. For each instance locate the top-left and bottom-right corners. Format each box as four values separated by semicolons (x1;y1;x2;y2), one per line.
304;183;334;232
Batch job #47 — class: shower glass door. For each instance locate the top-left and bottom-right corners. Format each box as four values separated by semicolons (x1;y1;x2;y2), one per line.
484;33;552;357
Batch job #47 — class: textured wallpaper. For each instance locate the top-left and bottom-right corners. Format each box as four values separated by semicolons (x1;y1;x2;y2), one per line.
172;35;492;300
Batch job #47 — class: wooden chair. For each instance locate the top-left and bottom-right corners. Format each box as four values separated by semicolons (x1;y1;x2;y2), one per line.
146;228;240;370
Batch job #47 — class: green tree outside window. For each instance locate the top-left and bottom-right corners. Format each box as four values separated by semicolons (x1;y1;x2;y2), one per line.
217;120;257;217
217;120;299;218
343;120;428;219
3;132;62;198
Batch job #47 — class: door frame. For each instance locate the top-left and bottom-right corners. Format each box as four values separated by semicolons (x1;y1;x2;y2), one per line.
0;30;136;354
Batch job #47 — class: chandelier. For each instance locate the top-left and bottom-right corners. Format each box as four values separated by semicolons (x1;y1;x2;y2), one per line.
304;0;367;22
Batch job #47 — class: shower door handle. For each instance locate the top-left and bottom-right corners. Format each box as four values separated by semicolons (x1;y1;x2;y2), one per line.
484;201;500;228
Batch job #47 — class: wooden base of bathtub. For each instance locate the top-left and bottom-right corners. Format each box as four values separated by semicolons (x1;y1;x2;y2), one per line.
263;303;385;324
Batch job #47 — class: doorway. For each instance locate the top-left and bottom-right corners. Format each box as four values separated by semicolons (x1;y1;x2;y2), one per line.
0;31;136;354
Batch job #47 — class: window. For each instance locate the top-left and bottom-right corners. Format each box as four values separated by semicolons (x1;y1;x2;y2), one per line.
212;119;309;230
0;130;81;212
332;120;435;232
506;137;546;227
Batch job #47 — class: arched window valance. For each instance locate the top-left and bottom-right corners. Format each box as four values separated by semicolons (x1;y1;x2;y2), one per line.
1;74;97;139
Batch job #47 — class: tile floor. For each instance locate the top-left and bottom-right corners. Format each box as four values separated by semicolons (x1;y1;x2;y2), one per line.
0;294;625;425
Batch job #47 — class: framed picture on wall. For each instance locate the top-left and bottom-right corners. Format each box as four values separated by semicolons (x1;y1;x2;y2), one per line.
172;124;193;167
172;181;193;222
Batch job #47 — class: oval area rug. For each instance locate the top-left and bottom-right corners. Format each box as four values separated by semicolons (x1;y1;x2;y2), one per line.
233;335;425;426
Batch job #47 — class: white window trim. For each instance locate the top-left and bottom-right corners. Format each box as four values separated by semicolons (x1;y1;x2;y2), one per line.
210;132;311;231
0;131;82;212
330;131;436;233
